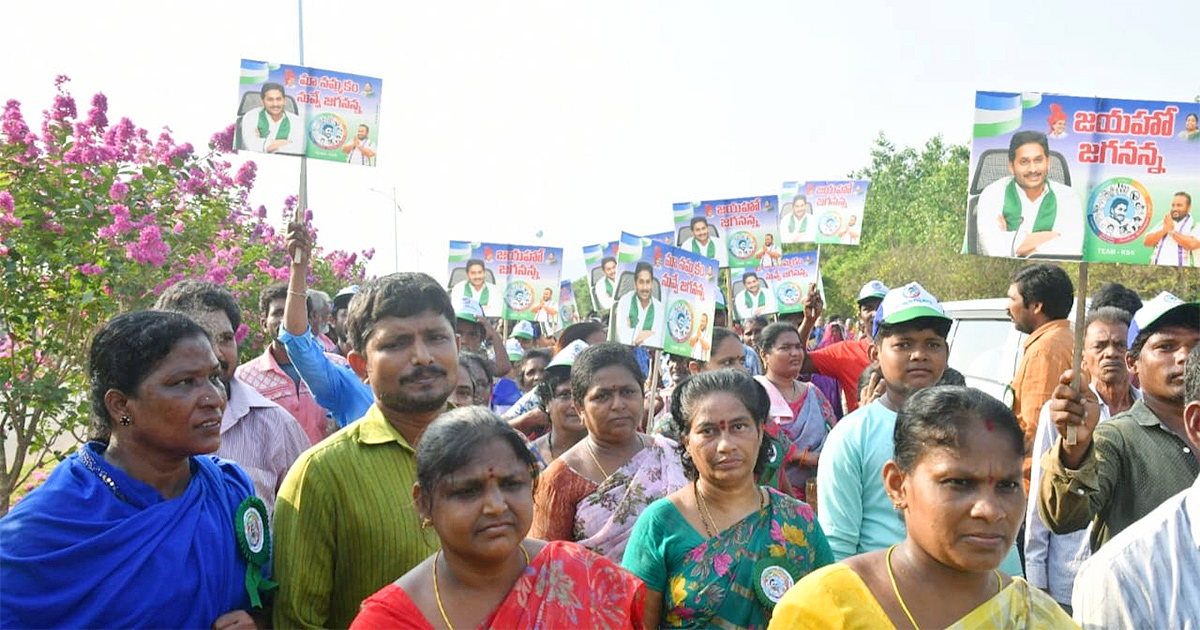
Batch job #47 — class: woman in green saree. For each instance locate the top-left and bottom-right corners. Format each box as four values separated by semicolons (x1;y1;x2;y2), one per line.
623;369;833;629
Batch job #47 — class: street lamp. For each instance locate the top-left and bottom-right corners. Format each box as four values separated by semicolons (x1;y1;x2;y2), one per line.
368;187;402;272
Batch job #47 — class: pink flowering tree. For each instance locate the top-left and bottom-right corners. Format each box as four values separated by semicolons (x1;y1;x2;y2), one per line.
0;77;371;513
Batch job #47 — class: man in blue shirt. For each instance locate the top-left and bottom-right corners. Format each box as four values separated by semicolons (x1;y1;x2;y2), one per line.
281;221;373;427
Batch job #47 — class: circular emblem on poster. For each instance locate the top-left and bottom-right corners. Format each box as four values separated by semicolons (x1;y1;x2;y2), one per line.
817;211;843;236
729;231;758;261
308;113;348;150
775;281;803;308
1087;178;1152;244
505;281;535;312
667;299;694;343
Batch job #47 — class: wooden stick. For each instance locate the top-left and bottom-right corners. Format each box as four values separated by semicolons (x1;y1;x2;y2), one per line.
644;349;660;433
1066;262;1089;446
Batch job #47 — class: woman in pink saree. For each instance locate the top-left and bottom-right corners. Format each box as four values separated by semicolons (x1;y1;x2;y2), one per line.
531;343;688;562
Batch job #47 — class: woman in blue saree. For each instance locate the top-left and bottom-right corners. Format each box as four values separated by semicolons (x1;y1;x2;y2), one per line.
0;311;269;629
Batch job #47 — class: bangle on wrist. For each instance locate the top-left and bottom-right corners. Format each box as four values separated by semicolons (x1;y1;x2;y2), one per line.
288;290;307;298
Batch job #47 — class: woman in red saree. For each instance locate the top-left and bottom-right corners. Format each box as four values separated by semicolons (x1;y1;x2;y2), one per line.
350;407;645;630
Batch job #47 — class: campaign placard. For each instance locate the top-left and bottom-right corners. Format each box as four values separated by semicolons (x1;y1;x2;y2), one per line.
583;232;673;314
965;91;1200;265
779;181;815;244
608;232;719;360
235;59;382;166
803;180;870;245
672;196;781;269
447;241;562;321
559;279;583;328
757;251;821;315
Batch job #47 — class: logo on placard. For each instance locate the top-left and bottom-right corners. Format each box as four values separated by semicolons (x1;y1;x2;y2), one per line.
1087;178;1152;244
505;281;535;312
817;211;842;236
667;299;694;343
776;281;803;307
729;231;758;261
308;113;348;150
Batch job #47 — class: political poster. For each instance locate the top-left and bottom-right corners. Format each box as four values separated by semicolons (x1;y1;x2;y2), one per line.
608;232;719;360
583;232;674;314
672;196;781;269
559;279;583;328
779;181;815;244
804;180;870;246
446;241;563;321
756;251;821;315
965;91;1200;265
235;59;382;166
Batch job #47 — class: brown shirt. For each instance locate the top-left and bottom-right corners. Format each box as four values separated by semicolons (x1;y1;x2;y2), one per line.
1038;399;1200;551
1012;318;1074;489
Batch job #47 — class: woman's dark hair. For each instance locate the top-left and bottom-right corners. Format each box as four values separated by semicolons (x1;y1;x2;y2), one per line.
893;386;1022;473
570;342;645;405
669;369;772;480
555;321;605;354
756;321;803;356
536;365;571;413
709;327;740;356
415;407;539;510
88;311;210;442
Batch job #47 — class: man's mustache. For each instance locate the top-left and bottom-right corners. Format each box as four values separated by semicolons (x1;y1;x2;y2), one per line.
400;365;448;384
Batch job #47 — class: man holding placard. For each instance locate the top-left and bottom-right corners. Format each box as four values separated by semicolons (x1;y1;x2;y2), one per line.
975;130;1083;258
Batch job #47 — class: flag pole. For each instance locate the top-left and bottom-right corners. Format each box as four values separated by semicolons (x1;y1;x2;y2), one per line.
1066;262;1088;445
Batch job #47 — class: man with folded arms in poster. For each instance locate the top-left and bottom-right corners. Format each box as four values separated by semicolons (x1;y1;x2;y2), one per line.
240;82;306;155
976;130;1082;258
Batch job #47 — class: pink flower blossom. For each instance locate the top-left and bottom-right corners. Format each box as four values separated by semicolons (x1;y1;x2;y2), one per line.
0;245;9;257
234;161;257;188
0;191;13;212
85;93;108;131
235;323;250;345
172;221;186;234
108;182;128;201
125;224;168;266
42;221;65;234
209;124;235;152
77;263;104;275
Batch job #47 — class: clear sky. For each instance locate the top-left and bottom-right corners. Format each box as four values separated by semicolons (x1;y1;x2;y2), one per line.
3;0;1196;281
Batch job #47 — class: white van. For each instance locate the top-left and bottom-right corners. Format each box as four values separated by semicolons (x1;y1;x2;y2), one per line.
942;298;1024;404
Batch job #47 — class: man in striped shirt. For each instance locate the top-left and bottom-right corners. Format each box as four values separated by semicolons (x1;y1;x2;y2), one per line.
153;280;310;516
273;272;458;629
1072;345;1200;628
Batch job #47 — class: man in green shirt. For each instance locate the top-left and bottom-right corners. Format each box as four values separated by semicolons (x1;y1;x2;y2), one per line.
1039;292;1200;551
273;272;459;628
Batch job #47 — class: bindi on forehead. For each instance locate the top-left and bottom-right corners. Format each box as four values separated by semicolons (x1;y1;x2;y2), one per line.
983;418;994;432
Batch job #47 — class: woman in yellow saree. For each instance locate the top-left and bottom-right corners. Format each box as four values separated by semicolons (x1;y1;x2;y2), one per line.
770;386;1076;629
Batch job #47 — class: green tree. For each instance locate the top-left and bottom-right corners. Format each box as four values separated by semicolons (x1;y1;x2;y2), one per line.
0;78;369;513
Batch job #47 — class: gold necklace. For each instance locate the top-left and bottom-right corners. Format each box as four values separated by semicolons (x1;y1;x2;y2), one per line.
885;544;1001;630
434;543;531;630
694;483;766;538
586;439;610;478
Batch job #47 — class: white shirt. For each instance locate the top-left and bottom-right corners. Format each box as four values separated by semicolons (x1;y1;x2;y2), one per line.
239;107;306;155
1073;475;1200;629
976;177;1083;258
680;236;728;267
733;287;777;321
780;212;811;244
217;378;311;517
760;244;782;267
345;137;374;165
1024;384;1140;605
1150;214;1198;267
450;281;502;318
612;292;663;348
593;275;617;311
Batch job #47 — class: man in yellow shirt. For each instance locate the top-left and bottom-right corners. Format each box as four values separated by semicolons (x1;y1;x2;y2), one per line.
273;272;459;628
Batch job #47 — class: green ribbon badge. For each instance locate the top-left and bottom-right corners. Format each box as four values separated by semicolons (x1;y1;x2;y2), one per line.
753;556;801;610
234;496;278;609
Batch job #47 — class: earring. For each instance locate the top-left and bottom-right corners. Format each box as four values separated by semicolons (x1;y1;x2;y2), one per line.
420;517;432;529
119;415;131;426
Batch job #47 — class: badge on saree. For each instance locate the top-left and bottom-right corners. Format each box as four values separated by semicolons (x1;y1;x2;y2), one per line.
234;496;278;608
753;557;800;609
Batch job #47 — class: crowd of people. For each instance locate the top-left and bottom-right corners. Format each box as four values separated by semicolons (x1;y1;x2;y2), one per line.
1;216;1198;629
